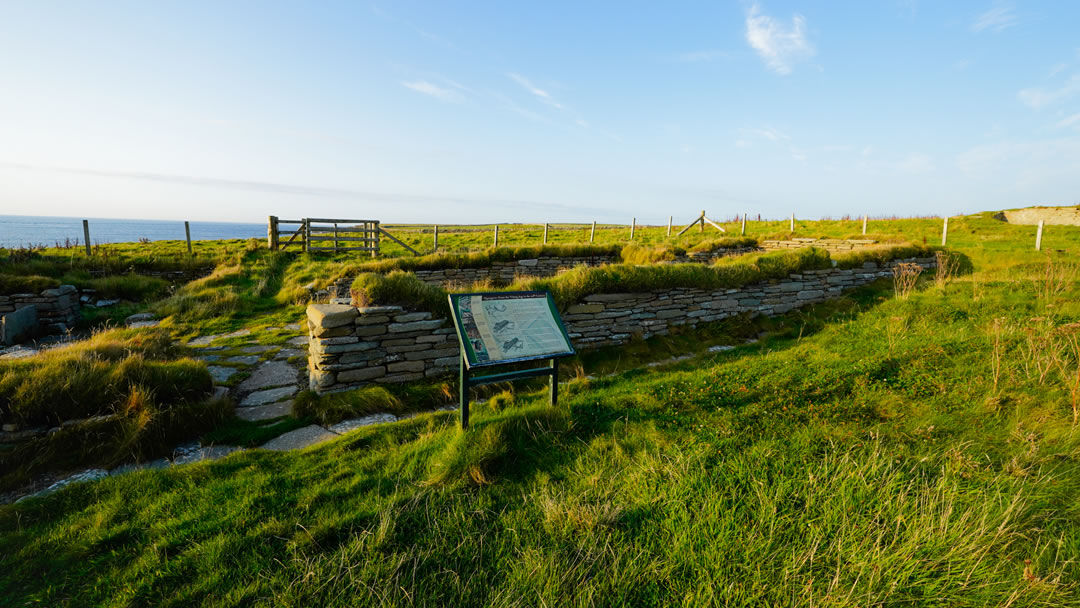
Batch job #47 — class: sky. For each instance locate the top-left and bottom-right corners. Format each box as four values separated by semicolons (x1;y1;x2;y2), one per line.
1;1;1078;225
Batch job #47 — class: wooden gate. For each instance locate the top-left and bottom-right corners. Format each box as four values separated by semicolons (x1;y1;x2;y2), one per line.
268;216;419;256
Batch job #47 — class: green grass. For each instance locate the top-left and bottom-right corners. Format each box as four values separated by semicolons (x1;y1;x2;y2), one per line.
4;260;1080;605
0;328;226;491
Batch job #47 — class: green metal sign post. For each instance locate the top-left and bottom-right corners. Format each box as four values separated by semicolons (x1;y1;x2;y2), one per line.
448;291;575;429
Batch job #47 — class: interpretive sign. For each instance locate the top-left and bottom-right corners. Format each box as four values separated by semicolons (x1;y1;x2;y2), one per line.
448;291;576;429
449;291;575;368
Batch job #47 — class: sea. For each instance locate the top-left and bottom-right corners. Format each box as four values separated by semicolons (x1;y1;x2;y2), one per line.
0;215;266;248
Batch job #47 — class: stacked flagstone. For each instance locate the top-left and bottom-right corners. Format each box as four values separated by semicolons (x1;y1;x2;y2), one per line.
760;238;881;253
308;256;936;393
0;285;80;338
307;304;458;393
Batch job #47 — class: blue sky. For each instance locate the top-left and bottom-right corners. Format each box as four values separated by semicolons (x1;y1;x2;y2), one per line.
1;1;1078;224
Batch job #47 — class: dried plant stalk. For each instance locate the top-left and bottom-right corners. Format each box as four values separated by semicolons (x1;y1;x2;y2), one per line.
934;251;961;289
892;262;923;299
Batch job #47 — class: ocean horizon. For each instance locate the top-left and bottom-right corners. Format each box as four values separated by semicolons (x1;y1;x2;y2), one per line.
0;214;265;248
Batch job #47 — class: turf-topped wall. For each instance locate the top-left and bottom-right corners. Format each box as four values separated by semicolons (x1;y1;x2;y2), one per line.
306;254;937;393
329;255;618;296
326;242;763;297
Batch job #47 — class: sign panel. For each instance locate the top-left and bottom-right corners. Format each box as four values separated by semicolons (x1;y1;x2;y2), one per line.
449;291;575;368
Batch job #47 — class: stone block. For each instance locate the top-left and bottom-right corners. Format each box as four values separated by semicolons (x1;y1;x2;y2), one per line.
354;325;388;337
357;306;403;315
320;336;359;346
655;309;685;320
355;315;390;326
566;303;604;314
321;341;380;354
797;290;825;300
404;347;458;361
388;319;445;333
375;372;425;383
584;293;634;303
314;325;354;338
1;304;38;346
394;312;432;323
338;366;388;382
387;360;425;373
307;303;358;329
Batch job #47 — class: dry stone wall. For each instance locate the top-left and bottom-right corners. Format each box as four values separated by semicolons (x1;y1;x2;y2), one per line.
329;248;764;297
761;238;881;253
0;285;80;337
308;256;936;393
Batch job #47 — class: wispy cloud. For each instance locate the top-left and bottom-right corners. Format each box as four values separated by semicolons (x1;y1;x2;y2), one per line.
1018;74;1080;109
971;2;1018;33
742;126;789;142
400;80;464;103
736;126;807;161
508;73;564;110
0;161;615;215
1057;113;1080;129
674;50;729;63
744;3;815;75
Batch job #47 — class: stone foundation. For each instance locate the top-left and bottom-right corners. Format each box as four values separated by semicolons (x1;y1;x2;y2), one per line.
0;285;80;336
308;256;936;393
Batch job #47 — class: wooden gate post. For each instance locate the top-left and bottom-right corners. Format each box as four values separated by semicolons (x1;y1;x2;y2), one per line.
267;216;279;251
941;217;949;247
630;217;636;240
1035;220;1044;251
590;221;596;243
373;221;380;257
741;213;747;236
184;221;193;255
82;220;91;256
543;223;549;244
494;225;499;247
790;213;795;233
434;225;439;252
862;214;868;235
667;216;672;237
699;210;705;233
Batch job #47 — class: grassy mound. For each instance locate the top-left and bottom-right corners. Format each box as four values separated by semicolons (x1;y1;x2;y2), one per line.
0;329;224;491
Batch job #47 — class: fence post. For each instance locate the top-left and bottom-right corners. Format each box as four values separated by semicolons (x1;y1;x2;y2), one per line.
862;214;867;236
184;221;193;255
543;223;548;244
790;213;795;232
1035;220;1044;251
700;210;705;233
494;225;499;247
303;219;310;253
434;225;439;252
372;221;379;258
82;220;91;256
667;216;672;237
590;221;596;243
267;216;278;251
630;217;636;240
941;217;948;247
741;213;746;236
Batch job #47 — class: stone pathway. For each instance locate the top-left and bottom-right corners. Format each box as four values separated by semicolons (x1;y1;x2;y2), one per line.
10;321;424;505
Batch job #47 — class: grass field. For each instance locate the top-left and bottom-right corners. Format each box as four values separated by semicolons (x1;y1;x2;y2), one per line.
2;211;1080;606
